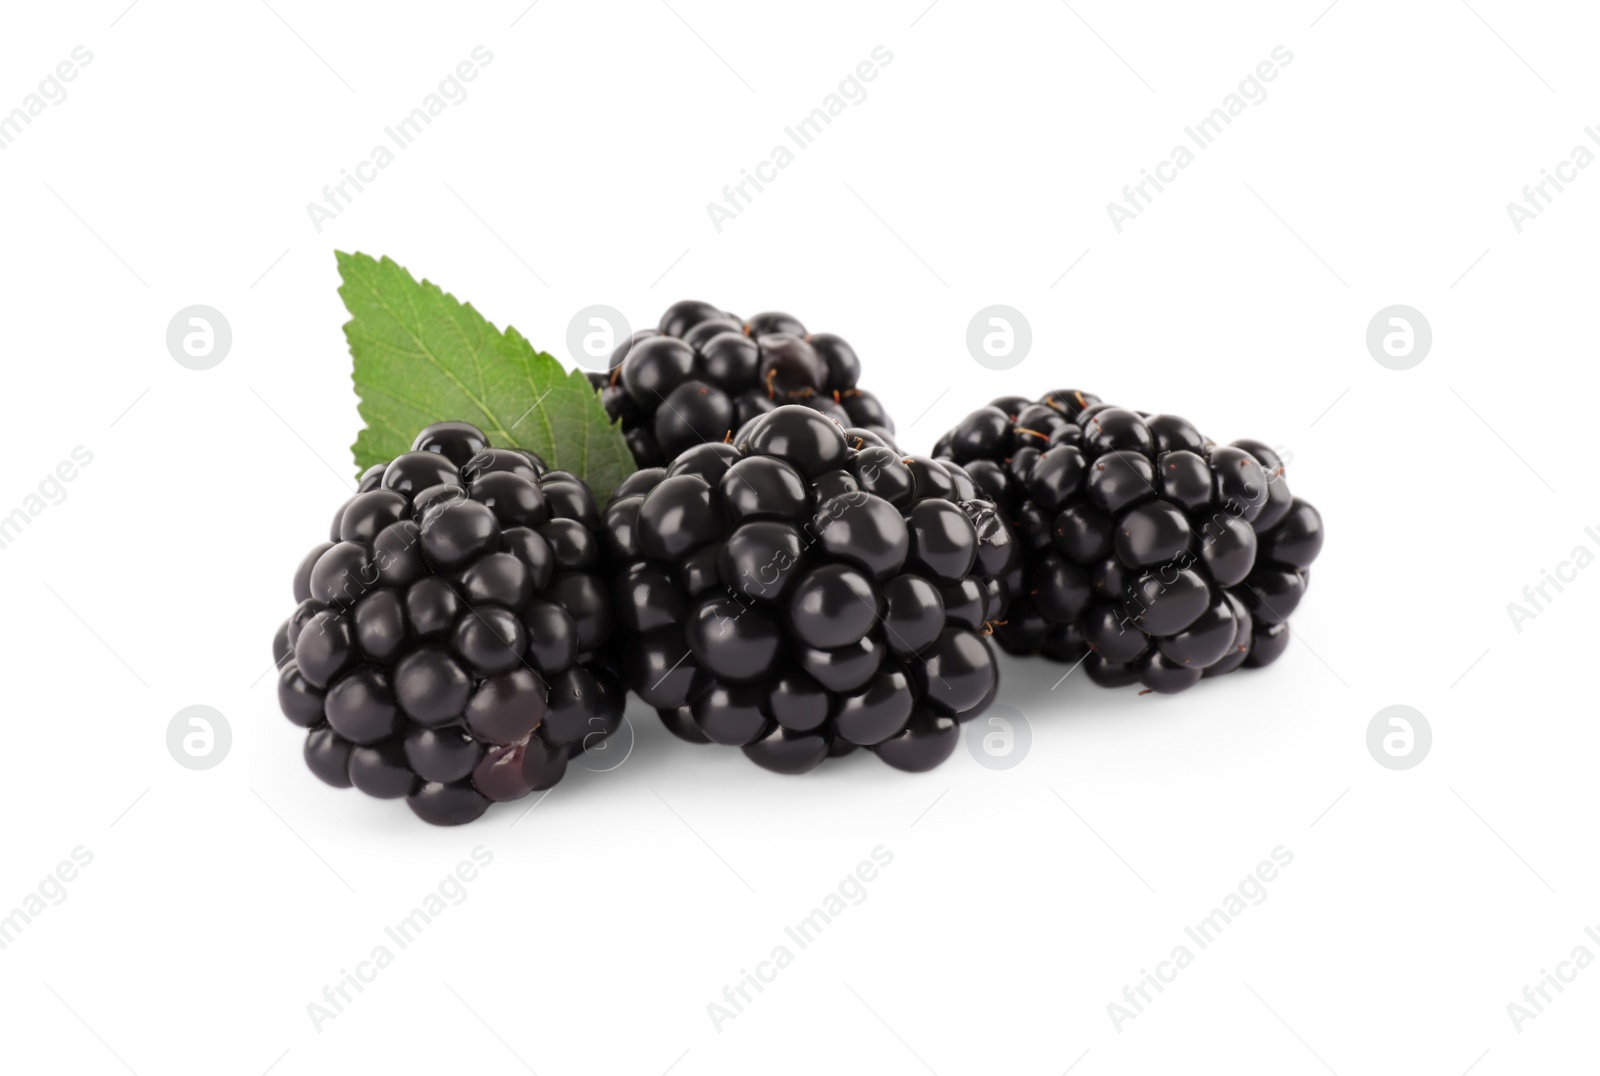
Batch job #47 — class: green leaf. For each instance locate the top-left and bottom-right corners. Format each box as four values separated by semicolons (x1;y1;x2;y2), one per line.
337;251;635;503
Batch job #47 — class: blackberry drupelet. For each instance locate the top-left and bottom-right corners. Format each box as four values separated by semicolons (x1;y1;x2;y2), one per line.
587;300;898;467
605;404;1020;775
933;392;1323;694
272;421;625;825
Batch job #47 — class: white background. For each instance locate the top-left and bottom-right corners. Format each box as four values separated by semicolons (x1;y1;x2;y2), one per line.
0;1;1593;1073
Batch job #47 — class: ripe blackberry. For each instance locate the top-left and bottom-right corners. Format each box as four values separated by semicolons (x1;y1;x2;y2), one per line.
934;392;1323;694
586;300;898;467
605;405;1020;775
272;422;624;825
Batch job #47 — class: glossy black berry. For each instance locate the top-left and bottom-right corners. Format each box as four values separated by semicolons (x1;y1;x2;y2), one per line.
720;455;809;521
1203;593;1255;678
720;521;808;601
1157;451;1213;510
469;472;547;528
678;316;741;351
458;552;532;609
1084;654;1140;688
293;542;334;604
913;628;997;716
278;664;325;727
405;577;461;638
1243;620;1291;668
829;668;912;746
404;726;483;783
937;394;1322;694
469;739;548;801
309;542;372;608
943;407;1010;464
768;668;832;732
464;667;546;744
372;521;427;588
1137;650;1204;694
413;422;490;466
940;578;989;632
627;628;697;708
294;610;355;688
1210;446;1269;522
1115;501;1192;568
462;447;544;484
348;740;415;798
904;500;978;583
787;563;877;648
324;666;401;745
339;490;409;543
656;381;737;459
1087;451;1157;515
1156;593;1238;669
599;300;896;468
850;447;914;505
743;725;830;774
305;726;355;788
745;407;848;478
872;706;959;772
1147;414;1206;454
1196;513;1258;587
1123;569;1211;636
637;475;720;560
451;606;526;676
758;334;827;395
621;336;696;406
420;500;500;570
800;635;884;693
814;493;909;581
809;333;860;388
687;598;783;680
881;574;945;656
1032;553;1093;623
407;781;491;826
608;407;1016;775
381;453;461;497
1238;566;1307;624
1083;408;1155;458
744;310;806;338
1054;503;1114;564
691;679;769;746
274;422;621;823
658;299;729;338
697;332;761;393
520;600;579;673
1028;446;1088;510
1260;498;1324;570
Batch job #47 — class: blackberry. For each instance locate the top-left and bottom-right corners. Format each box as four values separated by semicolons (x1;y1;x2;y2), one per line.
606;405;1020;774
586;300;898;467
272;422;624;825
934;392;1323;694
